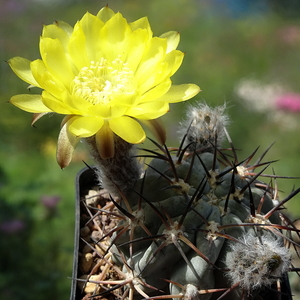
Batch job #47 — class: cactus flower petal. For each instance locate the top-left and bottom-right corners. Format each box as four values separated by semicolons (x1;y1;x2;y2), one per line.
56;121;80;168
141;119;166;145
31;112;48;126
158;84;201;103
109;116;146;144
67;115;104;138
95;121;115;159
10;94;51;113
7;57;40;87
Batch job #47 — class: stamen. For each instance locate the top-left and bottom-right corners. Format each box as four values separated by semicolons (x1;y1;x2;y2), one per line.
72;58;136;105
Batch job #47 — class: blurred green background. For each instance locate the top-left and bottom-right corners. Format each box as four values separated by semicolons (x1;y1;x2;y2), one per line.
1;0;300;299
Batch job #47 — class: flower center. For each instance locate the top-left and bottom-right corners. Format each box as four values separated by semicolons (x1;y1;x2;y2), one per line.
72;58;135;105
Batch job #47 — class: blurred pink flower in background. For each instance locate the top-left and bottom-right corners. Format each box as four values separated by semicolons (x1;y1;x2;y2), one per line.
276;93;300;112
0;219;25;234
40;195;61;209
1;0;26;16
277;25;300;46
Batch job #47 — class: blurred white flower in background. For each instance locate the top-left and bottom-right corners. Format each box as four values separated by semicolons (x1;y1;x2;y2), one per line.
235;78;300;130
234;78;286;112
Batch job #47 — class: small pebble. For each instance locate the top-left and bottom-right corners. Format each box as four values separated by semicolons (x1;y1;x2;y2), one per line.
80;226;90;237
78;274;100;294
82;244;93;254
91;230;102;241
95;244;105;256
80;252;94;273
85;190;100;207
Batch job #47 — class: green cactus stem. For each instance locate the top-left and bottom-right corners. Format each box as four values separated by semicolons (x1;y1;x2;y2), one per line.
77;104;299;300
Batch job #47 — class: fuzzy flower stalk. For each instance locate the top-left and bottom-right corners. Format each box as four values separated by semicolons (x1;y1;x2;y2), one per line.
8;6;200;193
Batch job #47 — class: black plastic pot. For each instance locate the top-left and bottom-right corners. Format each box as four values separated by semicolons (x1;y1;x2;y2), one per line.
70;167;98;300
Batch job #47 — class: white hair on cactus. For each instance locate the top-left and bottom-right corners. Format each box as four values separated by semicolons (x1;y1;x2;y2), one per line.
178;103;229;152
225;232;291;291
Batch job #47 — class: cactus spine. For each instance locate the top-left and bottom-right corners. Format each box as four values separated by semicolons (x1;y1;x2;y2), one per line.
80;103;299;300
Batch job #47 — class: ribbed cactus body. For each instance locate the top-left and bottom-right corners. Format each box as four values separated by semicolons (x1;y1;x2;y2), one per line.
110;142;293;299
86;104;297;300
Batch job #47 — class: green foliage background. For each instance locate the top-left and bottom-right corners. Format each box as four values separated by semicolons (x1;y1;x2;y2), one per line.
0;0;300;299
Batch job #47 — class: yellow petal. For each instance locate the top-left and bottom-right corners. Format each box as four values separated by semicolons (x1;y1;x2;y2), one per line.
138;62;170;94
140;79;172;103
97;12;132;62
39;37;75;88
54;20;73;37
95;121;115;159
77;12;104;62
130;16;152;37
42;22;71;52
89;101;128;119
8;57;40;87
104;11;127;34
30;59;66;97
97;6;115;22
160;31;180;53
138;51;183;94
56;121;80;168
109;116;146;144
135;38;176;93
10;94;51;113
68;24;88;70
64;93;94;115
135;37;167;85
42;91;71;114
126;101;169;119
165;50;184;76
122;28;149;72
157;84;201;103
67;115;104;137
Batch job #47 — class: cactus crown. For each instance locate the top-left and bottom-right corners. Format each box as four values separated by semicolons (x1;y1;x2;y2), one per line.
78;103;300;300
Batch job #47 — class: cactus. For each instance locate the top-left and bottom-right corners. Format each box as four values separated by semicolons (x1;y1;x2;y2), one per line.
77;103;299;300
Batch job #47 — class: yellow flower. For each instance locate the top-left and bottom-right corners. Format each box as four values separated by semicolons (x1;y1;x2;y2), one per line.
8;6;200;167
